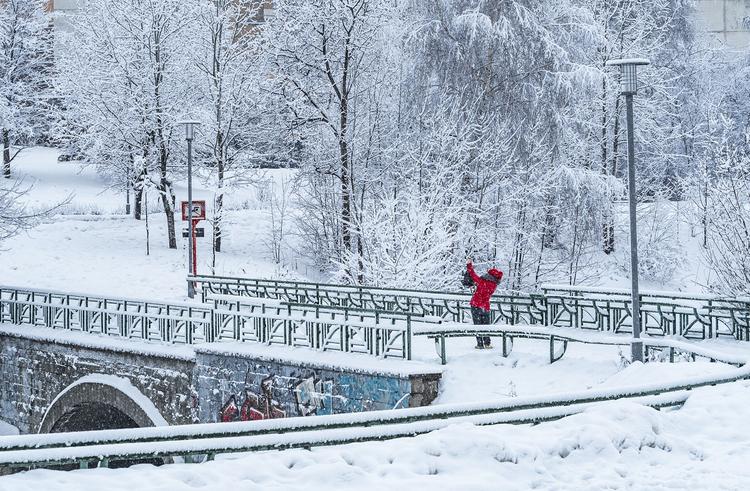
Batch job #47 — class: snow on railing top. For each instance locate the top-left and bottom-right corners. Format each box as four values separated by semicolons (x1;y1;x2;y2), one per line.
0;284;209;311
540;283;739;302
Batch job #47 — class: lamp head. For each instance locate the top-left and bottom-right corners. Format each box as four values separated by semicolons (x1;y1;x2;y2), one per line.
178;120;201;141
605;58;650;95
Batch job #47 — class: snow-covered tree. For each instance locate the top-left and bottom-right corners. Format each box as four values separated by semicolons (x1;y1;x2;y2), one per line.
700;142;750;296
0;176;68;243
58;0;198;249
0;0;52;178
262;0;405;280
193;0;268;253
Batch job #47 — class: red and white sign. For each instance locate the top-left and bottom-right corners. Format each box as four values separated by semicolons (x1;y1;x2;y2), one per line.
181;200;206;221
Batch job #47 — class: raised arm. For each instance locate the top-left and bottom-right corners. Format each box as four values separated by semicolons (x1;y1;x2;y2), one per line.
466;261;481;284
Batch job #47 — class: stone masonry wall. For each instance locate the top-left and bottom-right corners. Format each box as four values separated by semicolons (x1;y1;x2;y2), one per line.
195;349;440;422
0;331;442;433
0;332;195;433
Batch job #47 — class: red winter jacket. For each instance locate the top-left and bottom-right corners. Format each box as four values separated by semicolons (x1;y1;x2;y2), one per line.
467;262;503;312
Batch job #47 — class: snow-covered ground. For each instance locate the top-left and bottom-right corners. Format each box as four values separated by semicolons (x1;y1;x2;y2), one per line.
2;380;749;490
3;148;750;489
2;148;305;300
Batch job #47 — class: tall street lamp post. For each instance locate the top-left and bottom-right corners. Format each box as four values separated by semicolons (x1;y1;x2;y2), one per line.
606;58;650;362
179;120;201;298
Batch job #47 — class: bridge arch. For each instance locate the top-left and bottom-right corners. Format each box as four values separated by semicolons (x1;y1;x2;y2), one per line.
38;374;169;434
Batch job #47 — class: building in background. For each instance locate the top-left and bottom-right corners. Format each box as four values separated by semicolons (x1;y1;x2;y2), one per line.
696;0;750;48
47;0;81;36
45;1;750;50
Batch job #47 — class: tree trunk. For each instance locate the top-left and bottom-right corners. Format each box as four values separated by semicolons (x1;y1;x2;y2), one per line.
133;169;146;220
214;134;225;253
158;145;176;249
134;187;143;220
214;192;224;253
340;122;352;256
3;129;11;179
160;181;177;249
601;76;615;255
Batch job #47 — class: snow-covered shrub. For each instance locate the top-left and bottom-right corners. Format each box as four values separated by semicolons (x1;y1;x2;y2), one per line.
692;121;750;296
702;171;750;296
615;198;682;284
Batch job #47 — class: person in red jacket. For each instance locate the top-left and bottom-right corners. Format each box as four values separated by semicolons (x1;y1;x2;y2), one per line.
466;259;503;348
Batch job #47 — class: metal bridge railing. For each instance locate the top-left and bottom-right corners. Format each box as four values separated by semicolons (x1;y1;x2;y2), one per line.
0;286;212;344
0;286;418;360
192;275;750;341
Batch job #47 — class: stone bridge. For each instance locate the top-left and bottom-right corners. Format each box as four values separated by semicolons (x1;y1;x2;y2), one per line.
0;325;440;435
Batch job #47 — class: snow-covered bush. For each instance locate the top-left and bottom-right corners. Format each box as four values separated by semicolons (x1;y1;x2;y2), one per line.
703;170;750;296
616;198;683;284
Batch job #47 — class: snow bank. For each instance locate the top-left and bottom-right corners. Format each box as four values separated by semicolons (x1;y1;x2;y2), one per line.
2;383;749;490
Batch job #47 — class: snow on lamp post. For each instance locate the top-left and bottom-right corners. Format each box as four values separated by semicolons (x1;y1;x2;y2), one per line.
179;120;201;298
605;58;650;363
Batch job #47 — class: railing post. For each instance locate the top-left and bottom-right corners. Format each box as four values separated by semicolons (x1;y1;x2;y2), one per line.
406;315;412;360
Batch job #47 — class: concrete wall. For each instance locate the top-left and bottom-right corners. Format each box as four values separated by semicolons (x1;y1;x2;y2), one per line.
695;0;750;48
0;329;441;434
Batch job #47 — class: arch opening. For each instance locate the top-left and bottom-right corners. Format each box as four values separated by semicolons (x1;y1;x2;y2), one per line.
38;375;170;469
50;402;159;469
50;402;140;433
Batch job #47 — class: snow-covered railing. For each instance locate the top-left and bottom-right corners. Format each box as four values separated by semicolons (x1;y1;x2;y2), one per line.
1;338;747;469
0;286;415;359
0;286;212;344
415;322;750;365
192;275;750;341
541;284;750;340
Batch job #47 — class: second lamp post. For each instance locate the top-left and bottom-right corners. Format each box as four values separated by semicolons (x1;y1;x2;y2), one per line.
180;120;201;298
606;58;650;363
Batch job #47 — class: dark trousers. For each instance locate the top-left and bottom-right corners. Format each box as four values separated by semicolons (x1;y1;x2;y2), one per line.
471;306;492;347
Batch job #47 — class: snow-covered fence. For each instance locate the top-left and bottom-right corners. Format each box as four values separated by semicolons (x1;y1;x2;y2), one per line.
542;284;750;340
0;286;415;359
0;286;212;344
192;275;750;340
207;293;445;359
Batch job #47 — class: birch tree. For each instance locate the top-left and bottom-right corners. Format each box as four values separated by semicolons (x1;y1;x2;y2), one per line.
59;0;197;248
262;0;404;280
194;0;268;253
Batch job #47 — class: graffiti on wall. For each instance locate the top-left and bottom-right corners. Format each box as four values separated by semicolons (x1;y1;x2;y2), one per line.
293;376;330;416
220;375;286;422
219;369;333;422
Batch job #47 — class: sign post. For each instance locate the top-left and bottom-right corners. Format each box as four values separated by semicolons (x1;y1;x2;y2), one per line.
181;199;206;298
180;120;201;298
